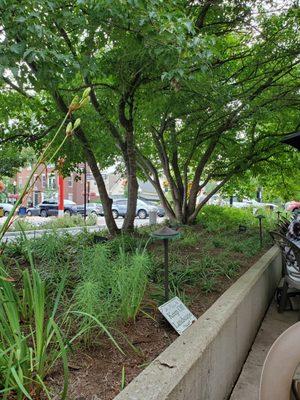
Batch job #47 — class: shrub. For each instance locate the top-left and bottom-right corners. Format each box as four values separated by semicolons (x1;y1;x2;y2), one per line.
229;237;261;257
197;205;276;233
197;206;255;232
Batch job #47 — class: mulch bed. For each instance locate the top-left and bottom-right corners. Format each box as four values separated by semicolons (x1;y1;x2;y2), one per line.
48;240;270;400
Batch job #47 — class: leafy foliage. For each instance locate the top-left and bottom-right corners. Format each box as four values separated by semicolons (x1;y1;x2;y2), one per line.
0;1;298;229
0;146;28;178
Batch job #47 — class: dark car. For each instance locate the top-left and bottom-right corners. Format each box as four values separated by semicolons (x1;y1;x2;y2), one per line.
77;203;103;216
26;206;40;216
39;200;78;217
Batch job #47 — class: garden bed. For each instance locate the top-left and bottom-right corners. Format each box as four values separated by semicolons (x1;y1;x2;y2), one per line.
0;206;276;400
50;246;270;400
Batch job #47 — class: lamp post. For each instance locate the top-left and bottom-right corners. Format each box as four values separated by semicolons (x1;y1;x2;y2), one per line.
150;226;181;303
255;214;265;247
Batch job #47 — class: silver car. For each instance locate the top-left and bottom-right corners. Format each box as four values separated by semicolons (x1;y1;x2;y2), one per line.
77;203;103;216
111;199;158;219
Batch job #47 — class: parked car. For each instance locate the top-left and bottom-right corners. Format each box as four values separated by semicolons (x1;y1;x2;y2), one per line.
38;199;78;217
26;206;41;216
77;203;103;216
0;203;14;217
143;200;165;217
285;201;300;212
111;199;158;219
228;199;278;210
245;199;278;210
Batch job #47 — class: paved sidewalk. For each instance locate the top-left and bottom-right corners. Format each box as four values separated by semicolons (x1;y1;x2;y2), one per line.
0;216;165;242
230;302;298;400
1;224;106;242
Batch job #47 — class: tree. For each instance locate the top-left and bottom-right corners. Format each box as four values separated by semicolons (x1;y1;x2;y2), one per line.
0;146;27;178
1;0;198;233
1;0;299;228
221;150;300;203
133;1;300;223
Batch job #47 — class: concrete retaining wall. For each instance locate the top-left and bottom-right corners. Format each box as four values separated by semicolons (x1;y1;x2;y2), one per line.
115;246;281;400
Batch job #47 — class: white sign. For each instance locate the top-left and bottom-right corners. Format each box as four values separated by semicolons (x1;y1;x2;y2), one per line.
158;296;197;335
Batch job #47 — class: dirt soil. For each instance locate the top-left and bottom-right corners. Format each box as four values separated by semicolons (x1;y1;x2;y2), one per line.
49;237;270;400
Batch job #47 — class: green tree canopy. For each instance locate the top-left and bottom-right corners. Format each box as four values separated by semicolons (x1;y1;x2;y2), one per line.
0;0;299;229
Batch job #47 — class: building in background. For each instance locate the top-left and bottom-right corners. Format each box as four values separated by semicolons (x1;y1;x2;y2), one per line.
13;164;159;206
14;164;117;206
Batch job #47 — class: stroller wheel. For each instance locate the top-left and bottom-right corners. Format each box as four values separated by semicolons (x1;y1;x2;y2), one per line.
275;287;293;311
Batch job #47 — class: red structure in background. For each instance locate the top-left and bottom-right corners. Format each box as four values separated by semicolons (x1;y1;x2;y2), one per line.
58;175;64;217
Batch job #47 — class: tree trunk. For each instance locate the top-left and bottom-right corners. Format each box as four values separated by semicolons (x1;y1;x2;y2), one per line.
136;153;177;223
75;129;120;236
52;91;120;236
122;128;138;231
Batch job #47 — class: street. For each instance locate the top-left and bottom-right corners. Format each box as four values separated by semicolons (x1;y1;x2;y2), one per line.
0;215;165;242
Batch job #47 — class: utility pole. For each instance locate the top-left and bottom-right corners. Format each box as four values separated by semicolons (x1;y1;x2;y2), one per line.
58;176;64;217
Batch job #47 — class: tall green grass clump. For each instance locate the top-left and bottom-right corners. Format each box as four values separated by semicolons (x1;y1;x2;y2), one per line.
114;250;149;321
74;245;115;323
73;244;150;342
0;267;68;400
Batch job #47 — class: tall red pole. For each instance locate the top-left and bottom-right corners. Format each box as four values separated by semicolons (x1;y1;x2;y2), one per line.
58;175;64;217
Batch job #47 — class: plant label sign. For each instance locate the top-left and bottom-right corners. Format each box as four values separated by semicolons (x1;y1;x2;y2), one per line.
158;296;197;335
